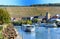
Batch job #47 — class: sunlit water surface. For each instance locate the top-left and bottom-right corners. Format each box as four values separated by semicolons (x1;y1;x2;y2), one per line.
14;26;60;39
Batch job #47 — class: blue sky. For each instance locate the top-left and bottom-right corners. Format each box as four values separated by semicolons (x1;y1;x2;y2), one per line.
0;0;60;6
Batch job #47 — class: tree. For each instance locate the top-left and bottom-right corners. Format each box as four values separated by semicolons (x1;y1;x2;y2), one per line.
32;18;38;23
26;20;32;25
0;8;11;24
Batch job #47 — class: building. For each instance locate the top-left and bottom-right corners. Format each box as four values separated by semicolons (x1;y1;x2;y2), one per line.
46;12;51;20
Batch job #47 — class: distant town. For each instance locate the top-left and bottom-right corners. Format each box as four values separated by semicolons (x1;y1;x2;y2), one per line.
11;12;60;24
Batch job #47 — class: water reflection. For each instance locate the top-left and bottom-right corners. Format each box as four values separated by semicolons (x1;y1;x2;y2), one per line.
14;26;60;39
36;27;60;39
36;27;48;39
22;32;35;39
14;26;36;39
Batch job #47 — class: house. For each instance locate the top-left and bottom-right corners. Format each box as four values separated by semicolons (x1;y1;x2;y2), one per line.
11;17;22;22
34;16;39;18
22;17;30;20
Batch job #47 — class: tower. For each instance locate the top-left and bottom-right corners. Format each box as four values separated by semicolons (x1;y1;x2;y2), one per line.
46;12;51;20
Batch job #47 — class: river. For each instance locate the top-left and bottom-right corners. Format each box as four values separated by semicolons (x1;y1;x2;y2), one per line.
14;26;60;39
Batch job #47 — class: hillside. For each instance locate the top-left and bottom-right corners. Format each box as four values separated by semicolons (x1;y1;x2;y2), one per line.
30;3;60;6
0;6;60;17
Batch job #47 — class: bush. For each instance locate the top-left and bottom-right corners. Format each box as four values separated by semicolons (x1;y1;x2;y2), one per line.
32;18;38;23
26;20;32;25
0;8;11;24
21;20;27;24
12;20;33;25
12;21;22;26
21;20;32;25
0;26;3;31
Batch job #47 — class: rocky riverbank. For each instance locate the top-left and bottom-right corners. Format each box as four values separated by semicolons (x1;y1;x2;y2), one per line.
14;28;22;39
2;23;22;39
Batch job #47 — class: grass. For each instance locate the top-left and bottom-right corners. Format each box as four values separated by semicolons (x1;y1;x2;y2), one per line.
0;32;3;39
0;26;3;31
0;26;3;39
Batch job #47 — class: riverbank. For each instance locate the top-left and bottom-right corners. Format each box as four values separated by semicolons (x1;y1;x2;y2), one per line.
14;28;22;39
2;23;22;39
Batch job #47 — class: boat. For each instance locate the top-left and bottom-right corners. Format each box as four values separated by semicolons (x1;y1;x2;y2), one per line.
49;18;60;27
32;23;39;27
50;19;60;22
21;24;35;32
56;22;60;27
39;23;57;28
44;23;57;28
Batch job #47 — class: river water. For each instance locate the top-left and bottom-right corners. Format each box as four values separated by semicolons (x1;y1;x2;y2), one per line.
14;26;60;39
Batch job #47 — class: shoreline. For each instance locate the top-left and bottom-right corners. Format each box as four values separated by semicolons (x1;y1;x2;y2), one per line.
14;28;22;39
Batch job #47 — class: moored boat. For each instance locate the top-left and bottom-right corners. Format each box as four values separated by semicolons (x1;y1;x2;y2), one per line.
21;24;35;32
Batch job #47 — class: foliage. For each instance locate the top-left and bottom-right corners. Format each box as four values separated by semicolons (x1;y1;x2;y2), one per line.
0;8;11;24
12;21;22;26
12;20;33;25
0;32;3;39
32;18;38;23
21;20;32;25
0;26;4;39
0;26;3;31
26;20;32;25
21;20;27;24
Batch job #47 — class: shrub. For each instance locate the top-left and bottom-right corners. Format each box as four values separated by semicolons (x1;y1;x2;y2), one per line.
0;26;3;31
12;21;22;26
21;20;27;24
0;8;11;24
26;20;32;25
20;20;32;25
12;20;33;25
32;18;38;23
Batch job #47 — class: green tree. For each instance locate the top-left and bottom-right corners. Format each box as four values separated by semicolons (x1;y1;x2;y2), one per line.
32;18;38;23
26;20;32;25
0;8;11;24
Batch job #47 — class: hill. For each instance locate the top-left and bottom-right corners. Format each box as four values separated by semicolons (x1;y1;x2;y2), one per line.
0;5;60;17
30;3;60;6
